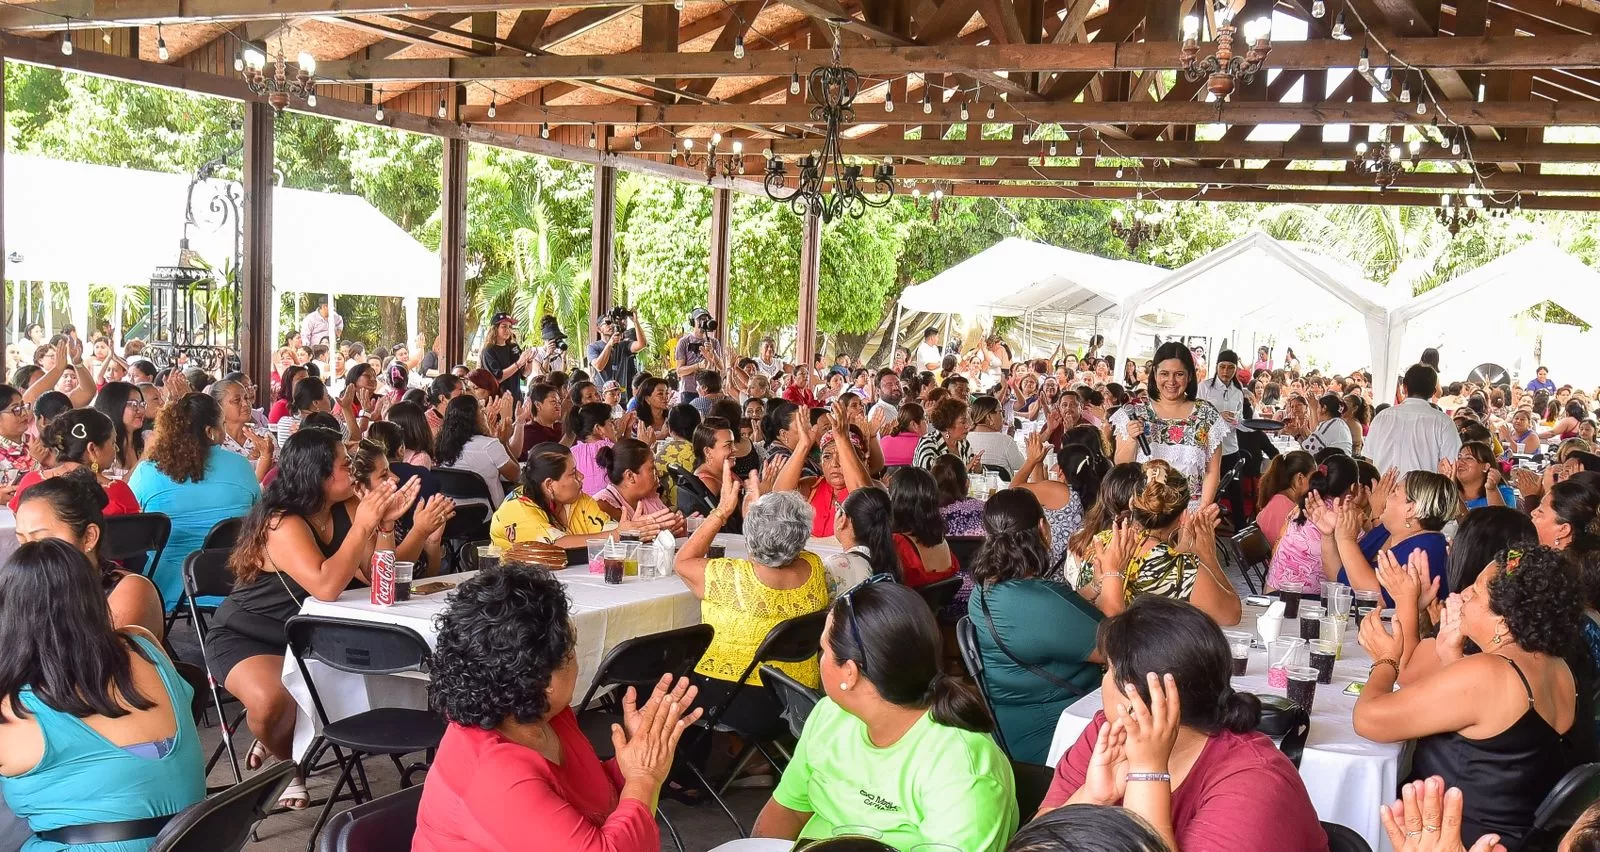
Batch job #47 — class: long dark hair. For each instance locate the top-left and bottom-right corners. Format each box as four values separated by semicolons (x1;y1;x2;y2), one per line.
17;469;111;576
1292;454;1357;528
597;437;653;486
41;407;114;466
566;402;613;443
291;376;327;416
826;581;991;732
761;399;800;445
972;488;1051;586
277;365;308;404
1070;462;1145;559
386;401;433;458
929;454;970;507
1451;507;1537;594
434;394;483;467
634;377;670;427
229;427;345;585
888;466;947;545
0;539;155;722
1099;596;1261;734
840;487;898;580
92;381;145;461
1058;439;1110;509
1259;450;1316;503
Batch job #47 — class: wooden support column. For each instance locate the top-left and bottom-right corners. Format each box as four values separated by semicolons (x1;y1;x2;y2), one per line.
706;187;733;352
0;60;8;363
439;136;468;367
590;164;617;330
796;210;821;367
240;100;275;407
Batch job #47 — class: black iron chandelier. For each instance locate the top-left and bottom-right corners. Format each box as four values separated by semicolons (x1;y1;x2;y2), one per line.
764;18;894;222
1110;207;1166;251
673;132;746;180
1436;192;1482;236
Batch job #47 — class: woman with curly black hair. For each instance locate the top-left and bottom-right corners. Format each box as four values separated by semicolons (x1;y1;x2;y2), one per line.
413;565;701;852
1354;545;1597;849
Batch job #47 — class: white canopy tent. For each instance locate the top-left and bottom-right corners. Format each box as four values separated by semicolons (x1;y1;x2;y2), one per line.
1382;240;1600;394
896;237;1167;358
1112;231;1405;399
4;155;438;347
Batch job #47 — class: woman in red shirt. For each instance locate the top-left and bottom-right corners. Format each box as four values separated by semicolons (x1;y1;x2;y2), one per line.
414;565;701;852
8;408;138;515
886;466;959;587
782;364;821;409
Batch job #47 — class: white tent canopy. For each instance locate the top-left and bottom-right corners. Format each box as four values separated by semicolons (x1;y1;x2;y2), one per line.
1382;240;1600;394
897;237;1165;317
1113;231;1404;399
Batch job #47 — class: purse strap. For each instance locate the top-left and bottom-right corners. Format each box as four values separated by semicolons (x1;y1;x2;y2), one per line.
977;585;1087;694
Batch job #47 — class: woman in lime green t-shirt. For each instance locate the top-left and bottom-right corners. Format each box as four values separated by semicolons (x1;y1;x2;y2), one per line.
752;581;1020;852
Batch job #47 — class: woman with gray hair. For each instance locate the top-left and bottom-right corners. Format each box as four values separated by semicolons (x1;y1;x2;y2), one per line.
210;377;274;482
675;458;829;744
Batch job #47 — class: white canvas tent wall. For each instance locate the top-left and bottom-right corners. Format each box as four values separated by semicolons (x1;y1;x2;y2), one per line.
1382;241;1600;394
4;155;439;347
1113;231;1402;398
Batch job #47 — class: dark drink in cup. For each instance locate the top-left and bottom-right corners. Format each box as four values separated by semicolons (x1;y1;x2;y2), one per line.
1309;646;1336;684
1278;584;1302;619
1286;666;1318;712
708;544;726;559
603;556;625;584
1231;652;1248;676
1298;604;1326;641
393;561;414;602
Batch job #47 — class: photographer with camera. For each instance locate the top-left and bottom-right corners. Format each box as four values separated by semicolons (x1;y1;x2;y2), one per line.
673;308;724;403
587;306;646;391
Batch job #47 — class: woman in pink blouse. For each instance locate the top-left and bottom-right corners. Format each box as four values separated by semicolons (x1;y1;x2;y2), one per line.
880;403;926;468
1253;450;1314;547
568;402;618;498
1266;454;1358;592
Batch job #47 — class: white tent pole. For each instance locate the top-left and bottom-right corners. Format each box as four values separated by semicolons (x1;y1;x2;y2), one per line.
68;281;88;336
893;302;904;359
42;283;53;337
327;289;337;345
405;296;419;359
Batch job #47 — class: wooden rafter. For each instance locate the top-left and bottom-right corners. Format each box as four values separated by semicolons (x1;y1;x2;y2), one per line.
0;1;649;30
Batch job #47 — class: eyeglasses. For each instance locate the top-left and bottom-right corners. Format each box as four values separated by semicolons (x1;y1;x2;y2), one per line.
839;573;895;673
125;401;147;411
1;404;28;418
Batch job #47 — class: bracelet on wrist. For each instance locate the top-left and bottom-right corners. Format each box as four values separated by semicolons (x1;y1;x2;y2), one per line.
1125;772;1172;784
1369;658;1400;678
375;525;396;536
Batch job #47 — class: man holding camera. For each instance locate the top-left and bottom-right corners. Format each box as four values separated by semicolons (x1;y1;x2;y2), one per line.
587;308;647;391
674;308;723;402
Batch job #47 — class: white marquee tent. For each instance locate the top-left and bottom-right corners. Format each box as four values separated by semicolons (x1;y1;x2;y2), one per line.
4;155;438;345
897;237;1167;318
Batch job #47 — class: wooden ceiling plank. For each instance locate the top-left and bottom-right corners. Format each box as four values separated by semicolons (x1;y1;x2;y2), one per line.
914;0;982;43
682;0;764;98
885;162;1600;191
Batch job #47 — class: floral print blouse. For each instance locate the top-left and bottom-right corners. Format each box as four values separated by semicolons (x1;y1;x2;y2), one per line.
1108;399;1230;509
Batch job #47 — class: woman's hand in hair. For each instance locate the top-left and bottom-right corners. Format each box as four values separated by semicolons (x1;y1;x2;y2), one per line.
1381;776;1505;852
1120;672;1182;773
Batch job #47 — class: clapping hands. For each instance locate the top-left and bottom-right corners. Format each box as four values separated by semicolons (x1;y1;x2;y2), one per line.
1381;776;1506;852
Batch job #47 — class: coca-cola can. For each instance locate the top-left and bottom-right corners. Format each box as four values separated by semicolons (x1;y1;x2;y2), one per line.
370;549;397;606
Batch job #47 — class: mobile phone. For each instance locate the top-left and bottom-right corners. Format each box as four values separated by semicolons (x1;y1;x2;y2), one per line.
1343;681;1365;697
1244;594;1274;607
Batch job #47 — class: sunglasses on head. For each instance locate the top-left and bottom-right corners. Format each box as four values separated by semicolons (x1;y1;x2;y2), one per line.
839;573;895;673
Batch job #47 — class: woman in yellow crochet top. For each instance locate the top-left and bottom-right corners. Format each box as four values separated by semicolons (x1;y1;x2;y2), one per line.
490;442;679;564
674;460;828;731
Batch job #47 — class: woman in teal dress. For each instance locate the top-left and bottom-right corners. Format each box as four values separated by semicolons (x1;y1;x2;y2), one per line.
128;392;260;613
967;488;1104;764
0;539;204;850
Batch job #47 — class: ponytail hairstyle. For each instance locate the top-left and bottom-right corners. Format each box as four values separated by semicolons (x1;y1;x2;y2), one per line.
971;488;1051;586
565;402;613;443
16;468;110;569
520;443;576;518
929;454;971;507
1128;459;1189;531
826;581;992;733
291;376;328;416
1293;453;1358;528
1070;462;1145;559
1259;450;1316;503
889;402;925;438
839;487;899;580
1099;595;1261;734
363;421;405;461
1315;392;1345;420
1058;436;1111;510
598;437;653;486
41;407;114;466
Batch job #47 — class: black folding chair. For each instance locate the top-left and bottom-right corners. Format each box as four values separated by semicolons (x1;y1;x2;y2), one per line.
430;467;494;505
1524;762;1600;852
1230;524;1273;595
316;784;423;852
1011;760;1057;820
148;760;296;852
437;504;489;574
181;548;246;785
100;512;172;585
668;464;718;519
946;536;985;571
915;576;962;617
572;623;715;852
1322;821;1373;852
1253;694;1311;769
284;615;446;852
451;538;492;573
760;664;822;740
202;516;246;550
955;616;1011;758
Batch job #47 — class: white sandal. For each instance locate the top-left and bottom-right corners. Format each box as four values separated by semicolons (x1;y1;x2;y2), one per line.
276;778;310;811
245;740;271;772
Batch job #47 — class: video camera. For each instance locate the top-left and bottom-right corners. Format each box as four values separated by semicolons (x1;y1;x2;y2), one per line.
604;305;633;326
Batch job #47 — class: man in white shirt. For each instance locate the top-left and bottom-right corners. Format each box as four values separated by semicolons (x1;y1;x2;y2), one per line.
868;369;904;428
300;297;343;347
1197;349;1246;526
916;327;943;373
1365;363;1461;476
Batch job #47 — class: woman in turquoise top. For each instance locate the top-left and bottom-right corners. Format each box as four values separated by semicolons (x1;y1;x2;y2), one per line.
967;489;1103;764
0;539;204;850
128;393;260;612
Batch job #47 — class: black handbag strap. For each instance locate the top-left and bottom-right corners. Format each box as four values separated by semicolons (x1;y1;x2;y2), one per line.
38;813;173;845
977;585;1086;694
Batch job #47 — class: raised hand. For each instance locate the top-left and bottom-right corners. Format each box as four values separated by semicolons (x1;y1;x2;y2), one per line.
1305;492;1336;536
1358;606;1403;663
1332;496;1364;542
1375;549;1420;608
713;458;740;519
966;450;986;473
354;477;399;531
1370;466;1400;518
1381;776;1506;852
1438;458;1457;480
380;475;423;523
612;676;703;789
412;493;456;538
1025;429;1049;463
1099;519;1140;578
1435;594;1467;664
1121;673;1182;773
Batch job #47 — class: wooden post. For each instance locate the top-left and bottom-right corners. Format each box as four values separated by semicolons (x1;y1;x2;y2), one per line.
796;210;821;367
240;100;274;407
439;135;468;367
590;163;616;334
0;61;8;365
706;187;732;352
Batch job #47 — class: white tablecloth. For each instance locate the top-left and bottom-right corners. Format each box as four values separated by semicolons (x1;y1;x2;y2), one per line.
0;509;18;567
1046;607;1401;852
282;533;843;760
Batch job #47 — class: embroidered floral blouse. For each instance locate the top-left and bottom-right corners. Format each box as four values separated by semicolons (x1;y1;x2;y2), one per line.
1107;399;1230;509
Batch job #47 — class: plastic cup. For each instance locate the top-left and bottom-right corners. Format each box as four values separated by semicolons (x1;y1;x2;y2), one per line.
1354;589;1383;619
1309;639;1337;684
635;545;657;579
1267;637;1308;689
1298;604;1327;640
1319;615;1341;644
477;544;501;573
393;560;414;601
1327;586;1353;619
587;538;610;572
1257;615;1283;646
1224;630;1252;676
1278;581;1302;619
1286;665;1319;711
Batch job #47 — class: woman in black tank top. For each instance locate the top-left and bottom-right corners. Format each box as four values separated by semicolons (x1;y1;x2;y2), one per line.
204;428;420;810
1353;546;1596;850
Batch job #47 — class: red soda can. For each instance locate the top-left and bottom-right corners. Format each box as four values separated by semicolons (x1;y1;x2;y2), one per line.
370;549;397;606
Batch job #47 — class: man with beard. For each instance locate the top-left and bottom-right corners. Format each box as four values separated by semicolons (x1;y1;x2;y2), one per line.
869;369;904;427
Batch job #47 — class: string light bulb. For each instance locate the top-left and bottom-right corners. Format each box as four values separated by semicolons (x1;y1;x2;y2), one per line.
674;0;684;9
790;70;801;95
959;103;969;121
1332;11;1349;38
884;91;895;113
1076;139;1084;156
1312;0;1326;17
1358;46;1370;72
235;52;244;72
375;104;385;121
1399;80;1411;102
921;88;932;114
1380;71;1392;93
1417;97;1428;115
1116;167;1125;179
487;99;497;118
540;122;550;139
437;99;447;118
634;136;642;150
733;35;745;59
1022;127;1032;145
307;93;317;107
1452;138;1462;155
60;28;73;56
1049;142;1058;156
157;24;168;61
588;130;597;148
986;102;996;120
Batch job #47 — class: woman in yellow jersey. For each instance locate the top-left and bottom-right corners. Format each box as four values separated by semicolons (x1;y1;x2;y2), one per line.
490;442;676;564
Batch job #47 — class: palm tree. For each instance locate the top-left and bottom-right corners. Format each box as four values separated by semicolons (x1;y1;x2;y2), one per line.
466;165;592;350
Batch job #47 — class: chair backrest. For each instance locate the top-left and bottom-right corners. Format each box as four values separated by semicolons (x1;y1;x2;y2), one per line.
1011;761;1056;820
149;761;296;852
1233;524;1273;566
100;512;172;579
316;783;423;852
760;664;823;740
746;609;829;677
983;464;1012;482
285;616;433;730
1217;453;1249;491
170;660;214;724
183;549;237;601
668;465;717;517
915;576;962;616
1321;821;1373;852
955;616;1011;758
576;623;715;711
201;517;245;551
1529;762;1600;844
431;467;493;502
947;536;984;570
453;538;493;573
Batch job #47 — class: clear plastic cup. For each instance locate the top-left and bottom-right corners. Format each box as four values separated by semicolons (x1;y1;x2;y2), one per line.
1267;637;1308;688
1298;604;1327;640
1286;665;1319;711
1309;639;1337;684
1223;630;1252;676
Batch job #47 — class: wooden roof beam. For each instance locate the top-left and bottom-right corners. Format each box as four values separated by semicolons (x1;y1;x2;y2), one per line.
884;162;1600;191
0;1;649;30
934;183;1600;210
